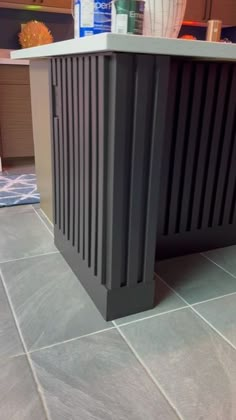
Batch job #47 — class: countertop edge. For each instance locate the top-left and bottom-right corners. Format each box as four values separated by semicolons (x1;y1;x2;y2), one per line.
10;33;236;61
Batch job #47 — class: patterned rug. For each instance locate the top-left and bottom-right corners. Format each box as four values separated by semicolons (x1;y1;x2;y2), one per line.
0;174;40;208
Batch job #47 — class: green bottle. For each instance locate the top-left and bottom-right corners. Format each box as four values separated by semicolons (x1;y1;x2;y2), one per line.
114;0;145;35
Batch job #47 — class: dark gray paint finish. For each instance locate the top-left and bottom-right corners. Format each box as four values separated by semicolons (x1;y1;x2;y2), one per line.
50;53;169;320
50;53;236;320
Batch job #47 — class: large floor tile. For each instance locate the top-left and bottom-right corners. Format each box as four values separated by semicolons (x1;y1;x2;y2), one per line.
0;355;46;420
31;329;178;420
204;246;236;277
33;207;53;234
0;276;23;358
121;308;236;420
0;211;56;262
157;253;236;304
0;253;112;351
194;293;236;347
115;277;185;326
0;204;33;216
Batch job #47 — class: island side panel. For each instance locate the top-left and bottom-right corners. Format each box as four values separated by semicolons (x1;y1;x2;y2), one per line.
50;52;171;320
156;58;236;260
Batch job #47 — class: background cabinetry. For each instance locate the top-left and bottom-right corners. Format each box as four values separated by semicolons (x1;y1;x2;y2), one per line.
184;0;236;26
210;0;236;27
184;0;209;22
0;0;71;13
0;65;34;159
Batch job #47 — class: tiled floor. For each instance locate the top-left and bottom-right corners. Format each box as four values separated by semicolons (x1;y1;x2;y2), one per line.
1;205;236;420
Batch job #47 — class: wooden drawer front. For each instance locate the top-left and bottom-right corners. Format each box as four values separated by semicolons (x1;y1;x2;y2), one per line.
41;0;72;8
0;65;30;85
0;84;34;158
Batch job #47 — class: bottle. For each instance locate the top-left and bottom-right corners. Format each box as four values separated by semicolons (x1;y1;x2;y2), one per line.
74;0;112;38
206;20;222;42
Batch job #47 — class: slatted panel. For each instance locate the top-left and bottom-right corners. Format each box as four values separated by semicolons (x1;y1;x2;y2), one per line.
156;59;236;258
51;55;236;289
51;54;169;289
51;56;107;281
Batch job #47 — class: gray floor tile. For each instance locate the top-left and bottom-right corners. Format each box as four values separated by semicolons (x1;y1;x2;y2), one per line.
0;277;23;358
204;246;236;277
0;253;112;351
115;277;184;326
31;329;178;420
121;308;236;420
34;207;53;234
0;204;33;216
157;253;236;304
0;355;46;420
194;293;236;347
0;211;56;262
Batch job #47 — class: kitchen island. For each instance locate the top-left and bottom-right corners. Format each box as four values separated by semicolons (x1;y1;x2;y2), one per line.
12;34;236;320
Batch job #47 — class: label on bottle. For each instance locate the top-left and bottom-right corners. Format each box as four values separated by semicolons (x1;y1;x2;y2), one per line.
115;14;128;34
74;0;112;37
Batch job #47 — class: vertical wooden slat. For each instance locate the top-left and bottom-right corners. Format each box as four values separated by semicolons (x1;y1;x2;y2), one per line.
57;59;65;233
221;126;236;225
67;58;75;246
156;61;179;237
79;57;85;259
91;56;98;274
51;59;59;226
179;63;205;233
143;56;171;283
84;56;91;266
73;57;80;252
62;57;69;240
190;64;218;230
231;181;236;224
106;54;134;289
212;70;236;226
97;56;107;284
53;117;60;227
201;64;230;229
168;61;192;234
126;55;155;287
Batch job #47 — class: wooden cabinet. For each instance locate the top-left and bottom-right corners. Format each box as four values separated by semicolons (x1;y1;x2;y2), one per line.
184;0;236;25
0;65;34;159
39;0;72;8
184;0;208;22
210;0;236;26
0;0;71;13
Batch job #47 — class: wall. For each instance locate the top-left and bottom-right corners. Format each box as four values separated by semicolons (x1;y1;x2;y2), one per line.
0;7;74;49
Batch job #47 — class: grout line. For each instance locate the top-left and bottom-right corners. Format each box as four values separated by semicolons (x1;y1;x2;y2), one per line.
36;207;54;229
32;205;54;238
114;305;188;328
28;326;116;355
156;274;236;354
200;252;236;279
192;290;236;307
154;272;236;308
0;275;52;420
0;250;59;266
115;323;184;420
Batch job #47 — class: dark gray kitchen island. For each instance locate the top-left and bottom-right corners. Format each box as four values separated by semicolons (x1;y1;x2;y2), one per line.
12;34;236;320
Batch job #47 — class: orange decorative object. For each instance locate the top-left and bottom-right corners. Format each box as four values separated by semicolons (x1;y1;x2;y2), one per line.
180;35;197;40
19;21;53;48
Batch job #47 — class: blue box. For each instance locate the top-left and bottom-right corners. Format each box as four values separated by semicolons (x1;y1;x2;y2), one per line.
74;0;112;38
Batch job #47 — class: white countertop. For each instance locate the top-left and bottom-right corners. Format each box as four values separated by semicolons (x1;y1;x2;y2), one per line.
11;33;236;61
